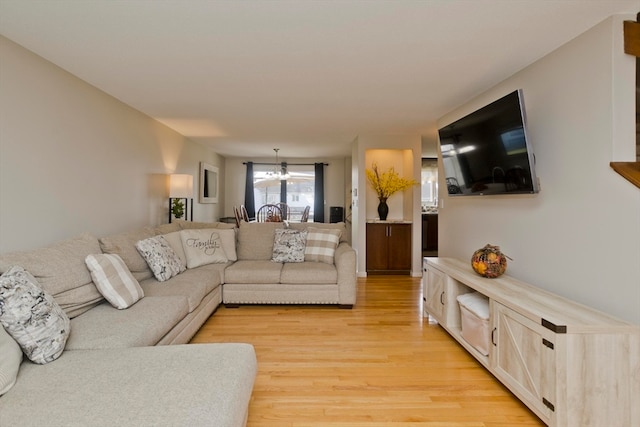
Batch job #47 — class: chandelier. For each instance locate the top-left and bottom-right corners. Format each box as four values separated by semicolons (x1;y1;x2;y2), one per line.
267;148;290;181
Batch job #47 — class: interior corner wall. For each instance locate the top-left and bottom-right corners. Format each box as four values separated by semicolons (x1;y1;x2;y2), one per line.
437;15;640;324
0;36;223;253
354;135;422;277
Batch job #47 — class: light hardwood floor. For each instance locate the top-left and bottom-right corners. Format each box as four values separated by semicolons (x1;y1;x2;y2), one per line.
191;276;544;426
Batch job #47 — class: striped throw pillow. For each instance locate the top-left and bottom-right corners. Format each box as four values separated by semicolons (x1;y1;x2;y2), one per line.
304;227;341;264
85;254;144;309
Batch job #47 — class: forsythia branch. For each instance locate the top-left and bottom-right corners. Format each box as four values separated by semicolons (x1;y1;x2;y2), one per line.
365;163;418;199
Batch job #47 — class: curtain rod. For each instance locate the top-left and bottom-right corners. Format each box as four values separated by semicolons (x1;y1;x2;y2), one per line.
243;162;328;166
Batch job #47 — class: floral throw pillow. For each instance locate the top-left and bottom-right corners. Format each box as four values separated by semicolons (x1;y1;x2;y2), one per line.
272;229;307;263
0;266;70;364
135;236;185;282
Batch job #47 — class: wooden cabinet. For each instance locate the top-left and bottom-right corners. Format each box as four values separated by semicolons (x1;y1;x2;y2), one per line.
421;214;438;252
422;257;639;427
366;222;411;274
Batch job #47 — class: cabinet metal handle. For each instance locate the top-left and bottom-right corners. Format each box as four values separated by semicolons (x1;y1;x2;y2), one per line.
440;291;445;305
491;327;497;346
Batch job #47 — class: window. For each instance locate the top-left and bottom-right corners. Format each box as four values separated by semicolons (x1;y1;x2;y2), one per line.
253;164;315;221
421;158;438;209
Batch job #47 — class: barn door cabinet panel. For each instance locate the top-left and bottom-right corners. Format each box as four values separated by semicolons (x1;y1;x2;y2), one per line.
422;257;640;427
366;222;411;274
491;301;556;424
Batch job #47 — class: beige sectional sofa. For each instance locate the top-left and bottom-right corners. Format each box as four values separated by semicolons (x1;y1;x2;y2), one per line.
0;219;356;426
0;221;256;427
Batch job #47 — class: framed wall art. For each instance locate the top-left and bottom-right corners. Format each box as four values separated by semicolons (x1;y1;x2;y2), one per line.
199;162;219;203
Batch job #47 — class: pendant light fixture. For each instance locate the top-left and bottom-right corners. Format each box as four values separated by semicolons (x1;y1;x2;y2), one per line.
268;148;290;181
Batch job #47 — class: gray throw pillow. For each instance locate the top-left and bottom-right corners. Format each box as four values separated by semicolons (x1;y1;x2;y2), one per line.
0;266;70;364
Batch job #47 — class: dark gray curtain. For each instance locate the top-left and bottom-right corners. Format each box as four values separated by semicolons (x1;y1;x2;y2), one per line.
244;162;255;219
280;162;287;203
314;163;325;223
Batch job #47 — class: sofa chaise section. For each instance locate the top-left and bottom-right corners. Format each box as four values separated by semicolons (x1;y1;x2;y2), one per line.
0;343;257;427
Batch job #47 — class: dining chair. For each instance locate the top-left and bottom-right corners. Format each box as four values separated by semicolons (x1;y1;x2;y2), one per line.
240;205;251;222
256;204;283;222
300;205;311;222
276;202;290;220
233;206;242;227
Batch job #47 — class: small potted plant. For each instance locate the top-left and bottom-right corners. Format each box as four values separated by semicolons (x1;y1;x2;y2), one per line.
171;198;185;220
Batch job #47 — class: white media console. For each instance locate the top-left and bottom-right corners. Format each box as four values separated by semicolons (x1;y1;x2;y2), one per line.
422;257;639;427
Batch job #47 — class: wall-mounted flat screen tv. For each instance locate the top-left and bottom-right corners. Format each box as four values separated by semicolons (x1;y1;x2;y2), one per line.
438;89;539;196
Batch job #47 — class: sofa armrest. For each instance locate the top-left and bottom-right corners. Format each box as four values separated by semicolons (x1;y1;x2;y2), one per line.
334;242;357;306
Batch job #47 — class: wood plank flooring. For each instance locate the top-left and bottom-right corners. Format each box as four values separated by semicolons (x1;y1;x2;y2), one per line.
190;276;544;426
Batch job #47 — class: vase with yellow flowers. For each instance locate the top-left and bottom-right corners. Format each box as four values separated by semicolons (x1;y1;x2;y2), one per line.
365;163;418;220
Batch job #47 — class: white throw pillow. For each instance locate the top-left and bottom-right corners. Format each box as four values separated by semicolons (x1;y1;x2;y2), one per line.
0;266;70;364
135;236;185;282
272;229;307;263
85;254;144;309
0;325;22;396
304;227;342;264
180;229;228;268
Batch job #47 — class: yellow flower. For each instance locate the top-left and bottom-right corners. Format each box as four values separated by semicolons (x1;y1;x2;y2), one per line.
365;163;418;199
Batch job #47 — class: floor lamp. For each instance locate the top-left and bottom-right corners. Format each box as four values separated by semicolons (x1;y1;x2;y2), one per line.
169;174;193;223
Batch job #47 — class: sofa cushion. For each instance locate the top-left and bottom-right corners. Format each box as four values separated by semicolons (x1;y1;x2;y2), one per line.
272;229;307;263
0;266;70;364
180;229;228;267
304;227;341;264
135;236;185;282
0;325;22;396
162;231;187;269
0;233;104;318
290;221;348;242
65;296;189;350
237;221;284;260
177;220;236;230
224;260;283;284
216;228;237;261
99;227;156;281
280;261;338;284
139;265;221;312
153;222;182;235
0;344;257;427
85;254;144;309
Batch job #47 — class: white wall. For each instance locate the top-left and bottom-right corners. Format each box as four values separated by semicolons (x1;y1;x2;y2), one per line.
0;36;224;253
437;15;639;324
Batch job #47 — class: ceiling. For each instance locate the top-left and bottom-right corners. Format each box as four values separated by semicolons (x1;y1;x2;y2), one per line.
0;1;637;158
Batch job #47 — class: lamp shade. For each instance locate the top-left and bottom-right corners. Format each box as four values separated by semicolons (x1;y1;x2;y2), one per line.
169;174;193;198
